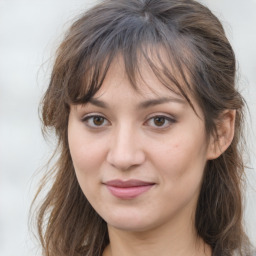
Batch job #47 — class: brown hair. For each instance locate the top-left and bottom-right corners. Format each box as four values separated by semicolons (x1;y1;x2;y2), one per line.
32;0;253;255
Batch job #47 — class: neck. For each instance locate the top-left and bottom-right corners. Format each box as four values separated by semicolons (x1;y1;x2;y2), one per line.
103;213;212;256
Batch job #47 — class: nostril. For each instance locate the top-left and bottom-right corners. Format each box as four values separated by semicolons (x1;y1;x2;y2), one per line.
106;147;146;170
106;128;146;170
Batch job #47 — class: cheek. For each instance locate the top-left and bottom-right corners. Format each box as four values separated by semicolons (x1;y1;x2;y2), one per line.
68;126;105;173
150;127;207;183
71;142;102;171
154;136;207;207
68;130;104;201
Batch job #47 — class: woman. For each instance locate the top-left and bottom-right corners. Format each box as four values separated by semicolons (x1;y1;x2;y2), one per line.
33;0;254;255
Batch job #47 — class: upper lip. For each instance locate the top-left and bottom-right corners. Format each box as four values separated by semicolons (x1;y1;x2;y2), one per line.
104;179;155;188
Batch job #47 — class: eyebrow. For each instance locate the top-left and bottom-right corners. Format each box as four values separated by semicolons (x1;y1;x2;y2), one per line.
89;98;108;108
88;96;186;109
138;97;186;109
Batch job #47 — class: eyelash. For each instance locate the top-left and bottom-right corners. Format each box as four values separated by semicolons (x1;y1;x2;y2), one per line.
81;114;176;129
82;115;110;128
145;115;176;129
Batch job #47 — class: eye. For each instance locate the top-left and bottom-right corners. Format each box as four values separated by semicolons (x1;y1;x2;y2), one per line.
82;115;110;128
145;115;176;129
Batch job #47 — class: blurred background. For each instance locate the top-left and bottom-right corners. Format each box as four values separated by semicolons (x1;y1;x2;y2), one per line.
0;0;255;255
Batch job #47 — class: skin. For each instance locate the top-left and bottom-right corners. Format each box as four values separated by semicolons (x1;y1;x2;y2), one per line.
68;56;234;256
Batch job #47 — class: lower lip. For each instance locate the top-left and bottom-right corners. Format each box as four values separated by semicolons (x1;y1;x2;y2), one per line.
106;185;154;199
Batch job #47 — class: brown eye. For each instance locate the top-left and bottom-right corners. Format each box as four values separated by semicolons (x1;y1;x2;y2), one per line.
82;115;109;128
145;115;176;129
93;116;105;126
153;117;166;126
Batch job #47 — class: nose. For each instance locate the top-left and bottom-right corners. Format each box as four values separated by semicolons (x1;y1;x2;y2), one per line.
106;124;146;171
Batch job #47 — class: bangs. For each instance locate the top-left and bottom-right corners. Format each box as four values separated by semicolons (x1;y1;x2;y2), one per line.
61;8;197;110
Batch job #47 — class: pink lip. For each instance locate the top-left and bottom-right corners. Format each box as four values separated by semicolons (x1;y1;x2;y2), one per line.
104;179;155;199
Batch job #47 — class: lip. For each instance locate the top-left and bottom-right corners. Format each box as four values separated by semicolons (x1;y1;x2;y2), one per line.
104;179;155;199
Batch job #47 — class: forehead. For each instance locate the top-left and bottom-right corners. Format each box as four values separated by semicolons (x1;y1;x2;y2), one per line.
93;53;192;104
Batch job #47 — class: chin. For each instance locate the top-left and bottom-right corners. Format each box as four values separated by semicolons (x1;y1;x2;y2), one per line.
108;220;153;232
103;209;161;233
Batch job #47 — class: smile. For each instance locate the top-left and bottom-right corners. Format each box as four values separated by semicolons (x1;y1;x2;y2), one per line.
104;179;155;199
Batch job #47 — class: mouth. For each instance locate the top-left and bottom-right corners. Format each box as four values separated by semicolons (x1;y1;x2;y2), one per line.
103;179;156;199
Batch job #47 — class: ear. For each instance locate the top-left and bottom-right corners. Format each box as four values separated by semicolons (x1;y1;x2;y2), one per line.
207;110;236;160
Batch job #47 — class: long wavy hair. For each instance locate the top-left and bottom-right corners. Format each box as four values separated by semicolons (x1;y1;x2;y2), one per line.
32;0;253;255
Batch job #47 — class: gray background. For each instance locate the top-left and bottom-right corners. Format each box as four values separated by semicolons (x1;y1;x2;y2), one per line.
0;0;255;255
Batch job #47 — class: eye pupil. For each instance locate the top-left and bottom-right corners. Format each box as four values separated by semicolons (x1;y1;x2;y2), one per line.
93;116;104;126
154;117;165;126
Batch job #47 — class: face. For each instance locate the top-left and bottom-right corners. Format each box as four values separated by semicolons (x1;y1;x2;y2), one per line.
68;56;213;233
